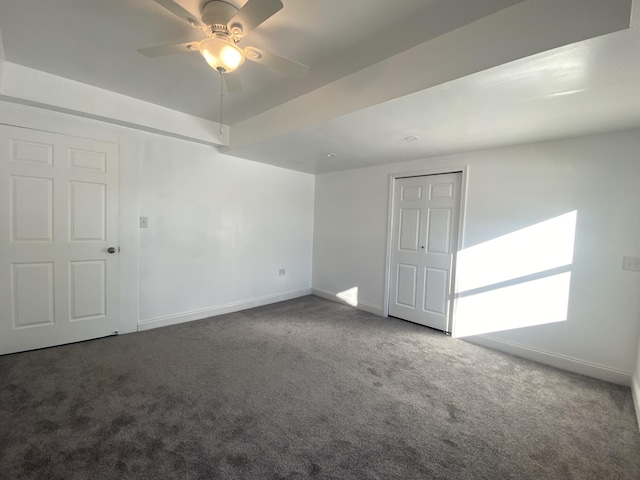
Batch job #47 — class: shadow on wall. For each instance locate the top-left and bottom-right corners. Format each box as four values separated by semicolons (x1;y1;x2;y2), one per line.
453;211;577;338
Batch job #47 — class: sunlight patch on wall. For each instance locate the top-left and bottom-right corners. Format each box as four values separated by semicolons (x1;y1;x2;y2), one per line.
456;211;577;292
454;272;572;337
336;287;358;307
453;211;577;338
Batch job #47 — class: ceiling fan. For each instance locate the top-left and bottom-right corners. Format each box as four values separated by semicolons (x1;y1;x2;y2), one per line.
139;0;309;92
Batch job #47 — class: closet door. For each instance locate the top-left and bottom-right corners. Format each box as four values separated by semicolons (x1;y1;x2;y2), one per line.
389;173;461;332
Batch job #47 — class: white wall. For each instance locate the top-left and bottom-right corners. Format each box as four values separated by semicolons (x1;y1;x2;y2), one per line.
0;100;315;334
313;129;640;384
137;135;314;327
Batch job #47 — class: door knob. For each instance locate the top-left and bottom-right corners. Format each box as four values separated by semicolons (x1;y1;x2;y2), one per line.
107;247;117;254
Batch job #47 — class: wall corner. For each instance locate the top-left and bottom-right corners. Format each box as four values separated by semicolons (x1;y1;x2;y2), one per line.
632;374;640;431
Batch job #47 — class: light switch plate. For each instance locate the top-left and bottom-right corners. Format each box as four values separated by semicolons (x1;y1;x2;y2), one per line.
139;216;149;228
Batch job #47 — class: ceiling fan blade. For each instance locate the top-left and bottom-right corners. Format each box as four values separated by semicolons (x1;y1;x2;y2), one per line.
138;41;200;57
227;0;283;37
154;0;207;30
224;73;244;94
244;46;309;78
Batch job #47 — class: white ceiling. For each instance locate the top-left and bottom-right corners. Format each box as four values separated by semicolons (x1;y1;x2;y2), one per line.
0;0;523;123
232;26;640;174
0;0;639;174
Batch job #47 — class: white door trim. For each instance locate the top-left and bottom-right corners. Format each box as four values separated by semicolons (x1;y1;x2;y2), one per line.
383;165;469;332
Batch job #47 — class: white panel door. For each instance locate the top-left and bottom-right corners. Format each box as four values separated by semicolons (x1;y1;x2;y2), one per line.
389;173;461;332
0;125;119;355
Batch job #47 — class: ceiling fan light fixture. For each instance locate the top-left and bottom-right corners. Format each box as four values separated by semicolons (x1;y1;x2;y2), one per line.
199;37;244;73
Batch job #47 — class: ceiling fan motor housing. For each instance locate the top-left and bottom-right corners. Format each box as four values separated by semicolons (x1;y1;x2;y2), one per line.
201;0;239;34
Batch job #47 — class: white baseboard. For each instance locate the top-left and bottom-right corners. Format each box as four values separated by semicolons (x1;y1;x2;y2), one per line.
466;335;632;386
137;288;312;331
632;374;640;431
311;287;384;316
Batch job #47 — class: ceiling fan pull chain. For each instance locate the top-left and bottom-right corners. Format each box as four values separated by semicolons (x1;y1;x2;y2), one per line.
219;70;224;141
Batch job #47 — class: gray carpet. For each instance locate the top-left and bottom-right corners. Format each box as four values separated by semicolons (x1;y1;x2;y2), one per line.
1;295;639;479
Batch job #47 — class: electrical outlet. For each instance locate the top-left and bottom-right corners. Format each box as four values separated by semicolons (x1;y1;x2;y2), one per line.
139;216;149;228
279;269;286;276
623;256;640;272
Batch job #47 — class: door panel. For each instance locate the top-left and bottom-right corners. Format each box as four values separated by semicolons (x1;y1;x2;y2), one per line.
430;181;454;199
70;148;107;172
398;208;421;251
70;260;106;321
0;125;119;355
401;184;423;201
426;208;452;254
396;263;418;308
12;175;54;241
424;267;448;315
11;262;55;328
12;139;53;166
389;173;461;332
70;181;106;241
